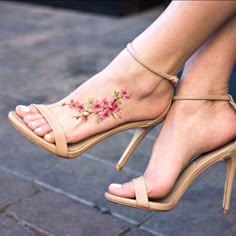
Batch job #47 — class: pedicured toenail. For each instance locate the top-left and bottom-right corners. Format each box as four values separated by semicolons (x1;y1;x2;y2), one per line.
20;105;30;112
23;115;32;123
110;184;122;189
29;121;36;128
35;127;42;133
25;115;31;120
44;133;52;141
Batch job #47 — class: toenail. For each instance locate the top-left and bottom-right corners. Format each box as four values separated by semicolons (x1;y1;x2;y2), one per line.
35;127;42;133
25;115;31;119
20;105;30;112
110;183;122;189
29;121;36;127
44;133;52;140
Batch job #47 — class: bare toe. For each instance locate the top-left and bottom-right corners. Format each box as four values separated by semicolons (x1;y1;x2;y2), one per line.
44;131;55;143
28;118;47;129
23;113;44;124
16;105;39;118
108;181;135;198
34;124;52;137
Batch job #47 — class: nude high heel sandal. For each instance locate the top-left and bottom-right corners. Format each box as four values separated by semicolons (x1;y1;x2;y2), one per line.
8;42;179;169
105;95;236;214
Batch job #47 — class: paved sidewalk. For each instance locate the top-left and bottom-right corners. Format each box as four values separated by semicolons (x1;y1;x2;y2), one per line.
0;1;236;236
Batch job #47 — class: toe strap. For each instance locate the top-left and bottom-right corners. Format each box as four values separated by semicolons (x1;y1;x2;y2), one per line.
132;176;149;208
33;104;68;157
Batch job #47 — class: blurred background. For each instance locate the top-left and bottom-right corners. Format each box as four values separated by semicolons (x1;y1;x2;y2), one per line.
8;0;168;16
6;0;236;96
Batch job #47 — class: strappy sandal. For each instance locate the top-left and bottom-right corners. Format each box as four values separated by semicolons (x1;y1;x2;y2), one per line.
105;95;236;214
8;42;179;171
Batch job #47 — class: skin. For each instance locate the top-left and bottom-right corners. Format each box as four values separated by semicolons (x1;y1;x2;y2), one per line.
15;1;236;198
109;16;236;198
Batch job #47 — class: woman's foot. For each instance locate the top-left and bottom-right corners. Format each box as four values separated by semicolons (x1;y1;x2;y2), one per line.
108;14;236;199
15;47;174;144
108;97;236;199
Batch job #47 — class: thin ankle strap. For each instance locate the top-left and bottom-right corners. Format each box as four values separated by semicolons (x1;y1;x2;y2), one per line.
126;43;179;86
173;94;236;112
173;95;231;101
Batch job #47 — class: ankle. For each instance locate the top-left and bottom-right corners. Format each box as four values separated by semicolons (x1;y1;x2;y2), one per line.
171;93;235;123
104;48;174;100
177;80;229;97
131;39;182;76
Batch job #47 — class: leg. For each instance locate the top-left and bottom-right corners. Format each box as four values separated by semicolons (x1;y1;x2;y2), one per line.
16;1;236;144
109;16;236;198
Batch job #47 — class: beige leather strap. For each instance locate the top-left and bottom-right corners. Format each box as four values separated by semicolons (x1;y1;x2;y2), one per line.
173;95;232;101
126;43;179;86
132;176;149;208
33;104;68;157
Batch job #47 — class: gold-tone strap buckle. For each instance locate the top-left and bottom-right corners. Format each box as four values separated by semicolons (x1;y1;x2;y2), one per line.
229;95;236;112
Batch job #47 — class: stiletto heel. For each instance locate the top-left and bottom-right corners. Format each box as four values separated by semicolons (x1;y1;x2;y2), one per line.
8;42;178;165
117;127;153;171
105;94;236;213
223;154;236;215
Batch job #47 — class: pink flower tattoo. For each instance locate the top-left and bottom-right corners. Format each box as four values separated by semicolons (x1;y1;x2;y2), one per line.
62;89;131;124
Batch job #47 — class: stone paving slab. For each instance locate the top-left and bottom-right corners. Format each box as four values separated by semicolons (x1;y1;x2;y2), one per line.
0;121;29;158
0;143;61;179
126;228;157;236
0;166;131;236
0;169;41;209
0;131;153;223
8;189;129;236
0;1;236;236
38;156;152;222
0;215;32;236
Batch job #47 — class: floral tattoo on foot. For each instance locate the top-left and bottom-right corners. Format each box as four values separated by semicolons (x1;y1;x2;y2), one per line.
61;89;131;124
